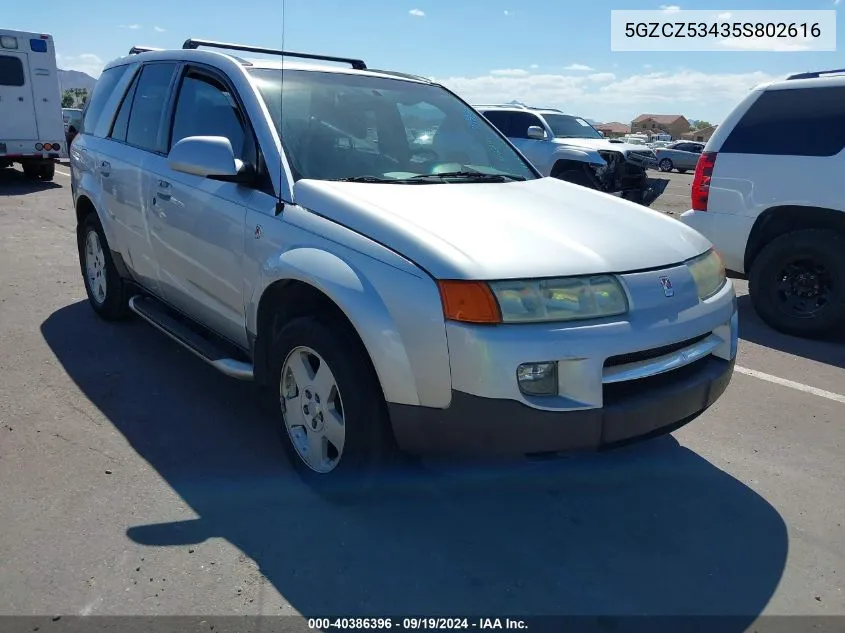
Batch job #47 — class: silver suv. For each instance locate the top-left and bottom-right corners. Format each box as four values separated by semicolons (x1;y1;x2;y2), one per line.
70;39;737;491
476;105;658;203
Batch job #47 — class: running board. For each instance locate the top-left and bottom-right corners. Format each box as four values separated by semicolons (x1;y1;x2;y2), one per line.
128;295;254;381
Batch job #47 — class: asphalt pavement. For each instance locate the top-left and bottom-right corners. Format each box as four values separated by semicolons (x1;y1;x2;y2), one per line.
0;165;843;625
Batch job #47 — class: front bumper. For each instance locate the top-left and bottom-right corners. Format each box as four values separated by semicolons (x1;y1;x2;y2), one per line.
389;355;734;456
389;266;738;457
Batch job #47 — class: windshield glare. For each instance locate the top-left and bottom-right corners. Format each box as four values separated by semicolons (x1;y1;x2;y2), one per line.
248;68;537;183
543;114;603;139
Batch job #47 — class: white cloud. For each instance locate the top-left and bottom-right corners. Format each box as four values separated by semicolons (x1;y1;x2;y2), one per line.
118;24;143;29
719;37;812;51
56;53;104;78
643;63;653;69
154;26;166;32
490;68;529;77
717;12;732;19
434;68;780;123
409;8;425;17
564;63;593;71
660;5;681;12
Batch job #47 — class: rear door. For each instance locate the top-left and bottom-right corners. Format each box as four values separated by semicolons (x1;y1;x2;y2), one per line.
0;52;37;140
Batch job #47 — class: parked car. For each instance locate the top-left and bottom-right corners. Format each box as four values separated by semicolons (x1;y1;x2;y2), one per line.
70;39;737;491
681;68;845;338
654;141;705;173
476;105;657;203
62;107;83;146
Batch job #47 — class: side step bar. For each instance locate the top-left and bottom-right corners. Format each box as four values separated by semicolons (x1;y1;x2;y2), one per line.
128;295;254;381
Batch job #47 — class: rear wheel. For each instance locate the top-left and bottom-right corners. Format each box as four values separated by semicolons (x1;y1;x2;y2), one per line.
658;158;674;172
22;163;39;179
38;162;55;181
270;316;399;495
749;229;845;338
77;213;129;321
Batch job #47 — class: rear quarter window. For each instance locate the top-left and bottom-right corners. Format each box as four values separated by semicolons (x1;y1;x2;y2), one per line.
0;55;25;86
82;65;132;136
721;86;845;157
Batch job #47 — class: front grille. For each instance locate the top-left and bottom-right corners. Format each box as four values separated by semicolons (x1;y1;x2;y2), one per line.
603;356;710;405
604;333;711;368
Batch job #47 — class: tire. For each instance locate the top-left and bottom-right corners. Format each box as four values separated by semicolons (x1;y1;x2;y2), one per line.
269;316;399;496
77;212;129;321
678;169;687;174
555;168;596;189
38;162;55;181
749;229;845;338
658;158;674;172
22;163;39;179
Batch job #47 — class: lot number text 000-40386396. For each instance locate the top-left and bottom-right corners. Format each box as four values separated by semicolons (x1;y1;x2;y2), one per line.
610;9;836;52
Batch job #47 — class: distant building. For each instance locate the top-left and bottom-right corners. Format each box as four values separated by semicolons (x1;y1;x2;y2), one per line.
595;122;629;138
630;114;690;140
682;125;719;143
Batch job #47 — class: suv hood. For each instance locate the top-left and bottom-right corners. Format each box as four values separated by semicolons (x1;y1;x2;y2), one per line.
553;137;654;155
293;177;710;280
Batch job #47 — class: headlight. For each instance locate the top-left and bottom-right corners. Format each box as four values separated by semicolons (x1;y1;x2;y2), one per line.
686;248;726;300
489;275;628;323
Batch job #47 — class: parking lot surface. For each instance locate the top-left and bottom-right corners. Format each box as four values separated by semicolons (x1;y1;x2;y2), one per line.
1;166;843;622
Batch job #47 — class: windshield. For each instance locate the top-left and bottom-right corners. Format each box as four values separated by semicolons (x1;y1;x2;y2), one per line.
542;114;603;139
248;68;537;183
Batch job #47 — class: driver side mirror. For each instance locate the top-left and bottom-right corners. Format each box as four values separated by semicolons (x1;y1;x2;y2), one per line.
168;136;254;184
526;125;547;140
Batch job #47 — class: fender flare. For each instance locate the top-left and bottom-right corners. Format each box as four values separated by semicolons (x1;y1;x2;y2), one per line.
547;148;606;174
249;247;424;407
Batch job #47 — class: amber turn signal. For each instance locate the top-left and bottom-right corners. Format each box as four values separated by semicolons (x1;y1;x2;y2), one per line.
437;280;501;324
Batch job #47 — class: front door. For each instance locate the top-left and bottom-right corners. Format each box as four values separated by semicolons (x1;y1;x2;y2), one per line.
506;111;549;168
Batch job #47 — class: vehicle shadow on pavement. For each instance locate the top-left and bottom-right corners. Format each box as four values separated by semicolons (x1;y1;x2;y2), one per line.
0;167;62;196
41;301;788;625
737;295;845;369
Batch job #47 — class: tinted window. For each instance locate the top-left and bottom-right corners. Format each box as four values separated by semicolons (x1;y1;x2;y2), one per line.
481;111;513;136
170;72;246;159
508;112;545;139
109;72;140;142
126;62;177;153
721;86;845;157
82;65;131;136
0;55;24;86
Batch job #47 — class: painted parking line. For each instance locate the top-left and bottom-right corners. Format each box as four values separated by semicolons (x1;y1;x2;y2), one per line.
735;365;845;404
55;169;71;178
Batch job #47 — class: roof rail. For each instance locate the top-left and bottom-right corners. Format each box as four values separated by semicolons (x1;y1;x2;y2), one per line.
787;68;845;80
473;103;563;112
128;46;162;55
182;38;367;70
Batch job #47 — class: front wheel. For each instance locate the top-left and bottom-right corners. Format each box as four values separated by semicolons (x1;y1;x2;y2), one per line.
658;158;674;172
270;316;398;494
554;167;596;189
749;229;845;338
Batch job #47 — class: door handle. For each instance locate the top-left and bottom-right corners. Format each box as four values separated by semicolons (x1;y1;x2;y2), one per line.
99;160;111;177
158;180;170;189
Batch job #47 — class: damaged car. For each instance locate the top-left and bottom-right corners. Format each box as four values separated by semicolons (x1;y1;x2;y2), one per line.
476;104;657;203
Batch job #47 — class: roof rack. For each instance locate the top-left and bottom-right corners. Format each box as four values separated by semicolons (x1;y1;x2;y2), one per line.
474;103;563;112
128;46;162;55
182;38;367;70
787;68;845;80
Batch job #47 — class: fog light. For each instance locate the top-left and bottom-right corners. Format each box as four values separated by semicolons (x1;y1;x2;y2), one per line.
517;362;558;396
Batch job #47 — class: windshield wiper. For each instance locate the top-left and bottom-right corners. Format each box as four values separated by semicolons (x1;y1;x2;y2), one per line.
411;171;526;182
332;176;398;183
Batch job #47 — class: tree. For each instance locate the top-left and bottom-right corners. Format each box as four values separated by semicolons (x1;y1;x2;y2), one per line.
61;90;74;108
692;120;713;131
61;88;89;108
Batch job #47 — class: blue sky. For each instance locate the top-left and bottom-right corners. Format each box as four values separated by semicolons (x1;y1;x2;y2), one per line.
7;0;843;123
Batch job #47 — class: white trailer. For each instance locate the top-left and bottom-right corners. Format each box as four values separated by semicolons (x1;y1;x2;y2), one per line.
0;30;66;181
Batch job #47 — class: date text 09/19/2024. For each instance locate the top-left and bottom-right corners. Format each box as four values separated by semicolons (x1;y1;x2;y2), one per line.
307;618;529;630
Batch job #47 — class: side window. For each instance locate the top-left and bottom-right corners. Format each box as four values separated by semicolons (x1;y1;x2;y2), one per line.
481;111;513;137
109;71;140;143
0;55;25;86
170;71;246;160
508;112;544;139
125;62;177;153
82;65;130;136
721;86;845;157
